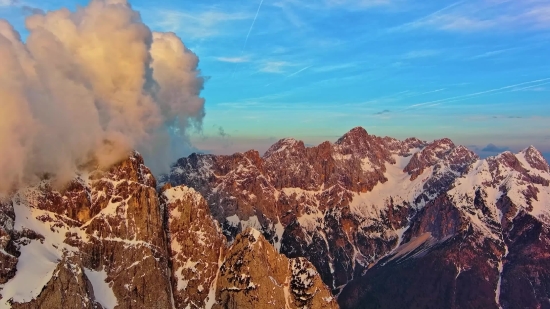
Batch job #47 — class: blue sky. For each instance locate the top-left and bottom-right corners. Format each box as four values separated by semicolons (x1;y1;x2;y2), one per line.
2;0;549;159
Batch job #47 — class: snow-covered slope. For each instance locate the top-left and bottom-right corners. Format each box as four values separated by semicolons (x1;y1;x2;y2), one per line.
0;152;336;309
165;127;550;308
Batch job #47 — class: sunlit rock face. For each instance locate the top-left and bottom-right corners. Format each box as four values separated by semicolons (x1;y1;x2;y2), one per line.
0;152;173;309
0;152;336;309
166;126;550;308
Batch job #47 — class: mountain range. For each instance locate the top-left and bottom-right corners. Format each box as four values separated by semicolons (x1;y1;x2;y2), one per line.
1;126;549;309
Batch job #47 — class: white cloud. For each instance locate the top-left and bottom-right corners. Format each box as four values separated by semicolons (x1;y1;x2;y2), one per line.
150;9;250;39
0;0;14;7
0;0;205;192
312;63;356;73
402;49;441;59
260;61;292;73
393;1;550;33
215;56;250;63
275;0;396;10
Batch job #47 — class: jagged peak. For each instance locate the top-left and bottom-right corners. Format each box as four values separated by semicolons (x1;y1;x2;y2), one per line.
162;185;205;205
430;138;455;150
520;145;544;157
335;126;369;145
518;145;549;172
231;227;265;248
102;150;156;188
263;137;305;158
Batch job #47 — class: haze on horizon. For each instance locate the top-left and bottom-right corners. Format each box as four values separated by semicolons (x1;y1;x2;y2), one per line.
1;0;549;162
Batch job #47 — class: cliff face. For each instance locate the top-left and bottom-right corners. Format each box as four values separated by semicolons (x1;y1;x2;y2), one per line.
3;126;550;309
0;152;337;309
212;228;336;309
164;127;550;308
1;152;172;309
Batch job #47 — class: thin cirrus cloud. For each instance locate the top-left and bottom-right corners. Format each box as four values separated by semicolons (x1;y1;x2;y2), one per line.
392;1;550;33
148;9;250;39
401;49;441;59
277;0;395;10
215;56;250;63
0;0;16;7
260;61;293;73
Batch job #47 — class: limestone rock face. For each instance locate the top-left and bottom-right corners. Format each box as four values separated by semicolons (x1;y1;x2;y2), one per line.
0;151;336;309
5;126;550;309
162;185;226;309
213;228;337;309
11;258;102;309
165;126;550;308
0;200;17;285
0;152;172;309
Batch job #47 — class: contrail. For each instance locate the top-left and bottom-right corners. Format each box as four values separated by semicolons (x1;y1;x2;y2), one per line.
287;65;312;78
231;0;264;78
511;80;550;92
403;77;550;110
243;0;265;52
391;1;464;32
265;66;312;87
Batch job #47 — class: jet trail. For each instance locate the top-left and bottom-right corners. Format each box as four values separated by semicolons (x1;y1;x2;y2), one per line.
286;66;312;78
243;0;265;52
403;77;550;110
231;0;264;78
265;66;312;87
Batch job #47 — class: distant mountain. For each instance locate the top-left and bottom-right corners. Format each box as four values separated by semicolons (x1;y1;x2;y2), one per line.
2;127;548;309
163;126;550;309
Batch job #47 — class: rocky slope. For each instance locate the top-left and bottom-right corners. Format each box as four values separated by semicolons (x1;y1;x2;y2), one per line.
163;127;550;308
0;152;336;309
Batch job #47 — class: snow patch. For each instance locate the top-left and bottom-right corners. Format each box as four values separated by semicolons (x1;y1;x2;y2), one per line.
0;241;58;306
84;268;118;309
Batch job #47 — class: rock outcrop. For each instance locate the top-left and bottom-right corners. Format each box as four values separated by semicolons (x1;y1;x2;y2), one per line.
213;228;336;309
0;152;336;309
164;127;550;308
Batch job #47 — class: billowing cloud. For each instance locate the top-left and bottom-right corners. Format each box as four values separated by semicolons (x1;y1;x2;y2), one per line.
0;0;205;193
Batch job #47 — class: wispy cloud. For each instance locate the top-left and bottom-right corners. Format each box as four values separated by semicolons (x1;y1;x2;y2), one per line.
511;81;550;92
242;0;265;52
390;1;465;32
402;49;441;59
264;65;312;86
404;77;550;110
276;0;396;10
216;56;250;63
150;9;250;39
260;61;293;73
325;0;393;9
286;65;312;77
0;0;15;7
312;63;357;73
392;1;550;33
469;47;517;60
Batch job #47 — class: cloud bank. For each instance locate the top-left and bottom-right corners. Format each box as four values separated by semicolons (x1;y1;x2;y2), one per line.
481;144;509;153
0;0;205;193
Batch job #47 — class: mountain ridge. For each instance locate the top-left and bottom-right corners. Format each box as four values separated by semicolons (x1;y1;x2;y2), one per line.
1;126;549;308
163;126;550;308
0;151;337;309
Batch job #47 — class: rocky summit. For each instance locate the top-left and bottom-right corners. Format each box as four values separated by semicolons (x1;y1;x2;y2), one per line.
163;126;550;309
0;152;336;309
2;126;549;309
